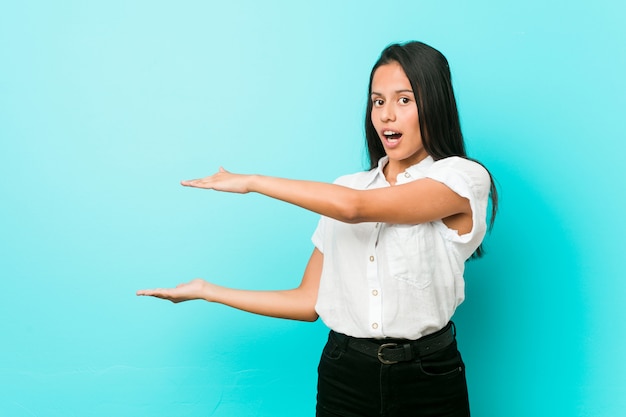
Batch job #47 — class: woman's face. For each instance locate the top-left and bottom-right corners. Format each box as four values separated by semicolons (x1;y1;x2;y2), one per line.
370;61;427;170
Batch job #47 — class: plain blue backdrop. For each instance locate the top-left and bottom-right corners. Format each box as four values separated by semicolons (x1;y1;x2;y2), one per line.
1;1;624;416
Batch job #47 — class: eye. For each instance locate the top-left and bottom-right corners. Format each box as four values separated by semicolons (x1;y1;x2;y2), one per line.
399;97;411;104
372;98;384;107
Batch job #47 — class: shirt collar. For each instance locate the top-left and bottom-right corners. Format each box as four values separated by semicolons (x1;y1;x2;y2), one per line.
365;155;435;187
403;155;435;179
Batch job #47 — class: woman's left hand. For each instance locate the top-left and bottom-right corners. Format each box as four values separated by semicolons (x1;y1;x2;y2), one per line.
136;278;213;303
181;167;252;194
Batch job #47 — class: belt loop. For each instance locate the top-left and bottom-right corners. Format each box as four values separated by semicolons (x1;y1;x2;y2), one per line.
450;321;456;337
330;330;350;352
402;343;413;361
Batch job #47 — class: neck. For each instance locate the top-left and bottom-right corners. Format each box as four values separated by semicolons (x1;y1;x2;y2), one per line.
383;163;402;185
383;155;429;185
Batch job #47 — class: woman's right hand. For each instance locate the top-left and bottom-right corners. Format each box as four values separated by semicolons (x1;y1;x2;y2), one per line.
136;278;213;303
136;249;323;321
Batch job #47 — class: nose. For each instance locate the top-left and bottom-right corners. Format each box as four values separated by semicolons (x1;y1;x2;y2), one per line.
380;103;396;122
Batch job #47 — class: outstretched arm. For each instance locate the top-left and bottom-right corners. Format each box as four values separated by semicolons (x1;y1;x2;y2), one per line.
182;168;471;227
136;248;323;322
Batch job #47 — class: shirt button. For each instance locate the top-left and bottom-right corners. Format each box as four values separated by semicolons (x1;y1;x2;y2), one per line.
372;290;379;296
404;172;411;178
369;255;375;262
372;323;379;329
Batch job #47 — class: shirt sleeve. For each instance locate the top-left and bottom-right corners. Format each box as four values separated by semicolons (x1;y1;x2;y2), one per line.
310;172;367;254
311;215;326;253
426;157;492;258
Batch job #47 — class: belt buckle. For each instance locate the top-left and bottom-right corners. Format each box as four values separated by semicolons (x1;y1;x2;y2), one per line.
377;343;399;365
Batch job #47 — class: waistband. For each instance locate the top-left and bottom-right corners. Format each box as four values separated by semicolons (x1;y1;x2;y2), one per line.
330;322;456;365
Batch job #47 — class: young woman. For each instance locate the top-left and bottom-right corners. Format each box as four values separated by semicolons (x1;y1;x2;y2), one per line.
138;41;497;417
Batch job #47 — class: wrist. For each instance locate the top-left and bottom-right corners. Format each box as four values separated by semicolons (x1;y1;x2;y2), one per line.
194;279;217;302
247;174;262;193
202;281;231;304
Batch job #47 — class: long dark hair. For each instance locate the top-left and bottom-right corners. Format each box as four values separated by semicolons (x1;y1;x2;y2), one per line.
365;41;498;257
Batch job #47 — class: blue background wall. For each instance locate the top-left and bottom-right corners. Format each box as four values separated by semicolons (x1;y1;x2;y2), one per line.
1;1;624;416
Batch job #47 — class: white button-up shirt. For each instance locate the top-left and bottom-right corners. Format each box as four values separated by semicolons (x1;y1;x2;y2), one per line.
312;155;491;339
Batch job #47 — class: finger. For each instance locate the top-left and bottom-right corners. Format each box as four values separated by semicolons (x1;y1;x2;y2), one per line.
181;179;199;186
136;289;159;296
137;288;169;297
182;178;215;188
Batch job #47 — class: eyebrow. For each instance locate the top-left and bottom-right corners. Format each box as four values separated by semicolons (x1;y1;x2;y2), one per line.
370;89;414;96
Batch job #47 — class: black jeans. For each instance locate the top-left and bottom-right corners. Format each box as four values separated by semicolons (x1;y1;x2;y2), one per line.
316;328;470;417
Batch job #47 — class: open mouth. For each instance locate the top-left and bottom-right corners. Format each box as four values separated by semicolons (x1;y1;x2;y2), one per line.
383;130;402;142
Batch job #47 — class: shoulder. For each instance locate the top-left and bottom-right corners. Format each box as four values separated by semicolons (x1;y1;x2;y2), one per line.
427;156;492;199
430;156;490;184
431;156;488;175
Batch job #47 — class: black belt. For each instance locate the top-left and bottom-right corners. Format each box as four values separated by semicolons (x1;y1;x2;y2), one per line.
331;322;456;365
